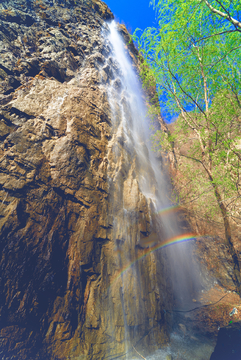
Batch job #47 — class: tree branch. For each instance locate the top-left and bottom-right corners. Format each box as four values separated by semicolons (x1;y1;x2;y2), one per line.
179;152;203;165
180;185;214;205
195;29;237;43
208;44;241;72
204;0;241;30
166;60;207;117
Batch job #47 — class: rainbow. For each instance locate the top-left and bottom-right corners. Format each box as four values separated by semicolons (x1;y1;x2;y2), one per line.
155;204;180;216
109;233;196;290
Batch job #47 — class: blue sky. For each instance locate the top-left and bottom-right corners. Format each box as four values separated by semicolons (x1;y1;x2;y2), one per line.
104;0;157;34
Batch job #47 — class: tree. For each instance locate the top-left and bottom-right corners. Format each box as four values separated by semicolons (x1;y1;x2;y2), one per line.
133;0;241;293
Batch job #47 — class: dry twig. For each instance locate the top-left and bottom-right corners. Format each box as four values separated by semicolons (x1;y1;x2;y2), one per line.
132;345;146;360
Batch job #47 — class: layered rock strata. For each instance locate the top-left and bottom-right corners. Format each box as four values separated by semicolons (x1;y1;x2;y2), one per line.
0;1;172;359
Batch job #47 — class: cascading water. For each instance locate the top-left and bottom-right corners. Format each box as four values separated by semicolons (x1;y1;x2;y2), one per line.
99;20;214;359
107;19;200;282
0;1;224;358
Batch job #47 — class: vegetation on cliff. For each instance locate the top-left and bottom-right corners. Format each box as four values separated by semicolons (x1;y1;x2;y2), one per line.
133;0;241;293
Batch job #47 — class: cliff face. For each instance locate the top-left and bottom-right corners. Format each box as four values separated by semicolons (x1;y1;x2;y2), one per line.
0;1;172;359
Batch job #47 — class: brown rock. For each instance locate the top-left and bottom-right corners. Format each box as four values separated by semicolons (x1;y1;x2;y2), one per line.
0;1;172;359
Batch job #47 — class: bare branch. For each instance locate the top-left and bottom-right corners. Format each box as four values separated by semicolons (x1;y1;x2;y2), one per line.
180;185;214;205
179;152;203;165
195;29;237;43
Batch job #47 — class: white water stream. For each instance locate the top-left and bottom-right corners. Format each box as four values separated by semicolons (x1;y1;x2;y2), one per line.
104;21;214;359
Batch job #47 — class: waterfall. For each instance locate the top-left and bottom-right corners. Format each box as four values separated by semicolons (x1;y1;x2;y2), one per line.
0;1;220;358
101;20;204;358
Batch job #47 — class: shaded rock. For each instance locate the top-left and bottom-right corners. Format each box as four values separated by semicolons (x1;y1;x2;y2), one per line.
0;8;35;26
210;322;241;360
2;75;21;95
41;60;66;82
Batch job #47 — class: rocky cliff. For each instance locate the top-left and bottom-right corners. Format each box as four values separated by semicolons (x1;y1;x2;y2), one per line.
0;1;172;359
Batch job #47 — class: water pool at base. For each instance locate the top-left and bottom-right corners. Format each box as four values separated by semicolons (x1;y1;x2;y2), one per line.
131;332;215;360
147;333;215;360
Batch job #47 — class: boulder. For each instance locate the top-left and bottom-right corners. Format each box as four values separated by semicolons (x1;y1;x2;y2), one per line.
210;322;241;360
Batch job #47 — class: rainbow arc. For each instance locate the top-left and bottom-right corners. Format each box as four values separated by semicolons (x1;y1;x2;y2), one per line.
109;233;196;289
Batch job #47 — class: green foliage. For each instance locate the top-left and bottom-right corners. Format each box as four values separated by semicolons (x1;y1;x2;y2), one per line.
133;0;241;225
134;0;241;118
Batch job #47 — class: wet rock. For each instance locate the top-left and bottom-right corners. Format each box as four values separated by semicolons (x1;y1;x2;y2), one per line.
103;63;114;79
113;78;123;91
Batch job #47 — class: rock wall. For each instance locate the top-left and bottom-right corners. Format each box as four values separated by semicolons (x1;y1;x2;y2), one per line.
0;1;172;359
